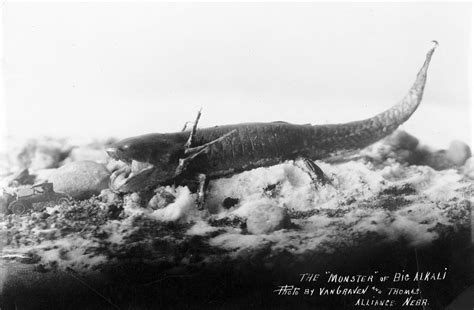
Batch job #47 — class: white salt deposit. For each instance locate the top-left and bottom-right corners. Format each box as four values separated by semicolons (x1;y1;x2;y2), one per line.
0;138;472;269
194;159;471;254
150;186;196;222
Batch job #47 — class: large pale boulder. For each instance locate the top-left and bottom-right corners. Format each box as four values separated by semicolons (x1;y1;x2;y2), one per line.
49;161;110;200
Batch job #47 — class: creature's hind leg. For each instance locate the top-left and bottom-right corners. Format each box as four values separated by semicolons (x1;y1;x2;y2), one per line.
196;173;209;210
294;157;333;189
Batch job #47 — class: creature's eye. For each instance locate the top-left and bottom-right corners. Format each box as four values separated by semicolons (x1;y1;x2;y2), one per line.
115;145;128;153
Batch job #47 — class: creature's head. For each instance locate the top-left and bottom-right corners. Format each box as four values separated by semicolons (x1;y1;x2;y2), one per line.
106;133;187;192
107;133;185;166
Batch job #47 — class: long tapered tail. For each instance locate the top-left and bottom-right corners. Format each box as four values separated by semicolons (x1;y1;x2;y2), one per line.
315;41;438;152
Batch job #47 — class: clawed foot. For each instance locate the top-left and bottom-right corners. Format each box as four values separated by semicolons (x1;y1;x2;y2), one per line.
195;173;208;210
294;157;333;190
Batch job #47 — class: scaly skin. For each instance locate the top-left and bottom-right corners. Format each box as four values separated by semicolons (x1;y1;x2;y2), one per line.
107;42;437;192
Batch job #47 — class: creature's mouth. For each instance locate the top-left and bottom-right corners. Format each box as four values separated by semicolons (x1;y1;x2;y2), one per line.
129;160;154;174
108;157;156;192
106;148;154;174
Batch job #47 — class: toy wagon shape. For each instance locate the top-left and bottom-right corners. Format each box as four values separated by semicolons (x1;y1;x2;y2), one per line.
7;182;72;215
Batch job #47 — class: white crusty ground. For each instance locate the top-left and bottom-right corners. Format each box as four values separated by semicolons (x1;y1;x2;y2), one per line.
197;160;471;254
1;154;472;270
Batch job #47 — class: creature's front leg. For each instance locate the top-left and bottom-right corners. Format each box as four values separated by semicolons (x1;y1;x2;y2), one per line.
195;173;209;210
174;109;236;209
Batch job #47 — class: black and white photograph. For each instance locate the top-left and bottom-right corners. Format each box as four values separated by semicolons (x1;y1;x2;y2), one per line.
0;2;472;309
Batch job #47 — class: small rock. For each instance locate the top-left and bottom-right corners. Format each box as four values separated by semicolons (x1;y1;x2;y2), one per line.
384;130;419;151
39;212;50;220
148;188;176;210
49;161;110;200
99;189;121;205
222;197;239;209
246;204;291;235
447;140;471;166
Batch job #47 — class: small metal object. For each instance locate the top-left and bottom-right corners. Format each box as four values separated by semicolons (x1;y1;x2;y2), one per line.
6;182;72;215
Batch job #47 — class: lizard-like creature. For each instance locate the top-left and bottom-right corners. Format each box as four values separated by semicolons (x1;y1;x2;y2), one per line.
107;41;438;208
